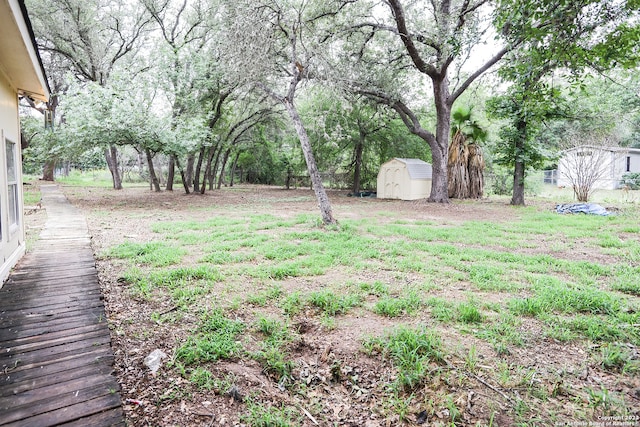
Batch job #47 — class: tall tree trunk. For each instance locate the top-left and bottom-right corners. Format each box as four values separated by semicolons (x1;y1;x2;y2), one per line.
166;155;176;191
201;145;217;194
42;160;56;181
145;148;162;192
230;152;240;187
511;120;526;205
194;147;205;193
217;149;231;189
285;165;293;190
511;157;526;205
511;118;527;206
137;150;145;180
284;100;336;225
431;78;452;203
352;133;364;194
175;157;190;194
186;154;195;190
209;145;223;190
105;145;123;190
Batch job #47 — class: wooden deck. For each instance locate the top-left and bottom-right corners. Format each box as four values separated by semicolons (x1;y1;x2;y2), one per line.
0;185;124;426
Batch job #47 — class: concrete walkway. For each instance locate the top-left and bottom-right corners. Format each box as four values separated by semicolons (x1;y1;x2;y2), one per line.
0;185;124;426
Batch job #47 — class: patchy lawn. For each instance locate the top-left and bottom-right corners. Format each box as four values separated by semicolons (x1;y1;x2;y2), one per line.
45;183;640;426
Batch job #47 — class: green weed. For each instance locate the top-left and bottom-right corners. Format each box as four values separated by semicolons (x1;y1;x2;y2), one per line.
598;343;639;373
280;292;304;316
509;281;621;316
373;291;422;317
359;281;390;296
426;298;456;323
240;400;300;427
475;313;524;354
458;300;485;324
106;241;186;266
175;310;245;364
308;290;360;316
247;284;284;306
189;368;235;393
365;326;445;390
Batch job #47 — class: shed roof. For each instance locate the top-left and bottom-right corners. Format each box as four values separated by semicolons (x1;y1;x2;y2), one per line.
393;158;432;180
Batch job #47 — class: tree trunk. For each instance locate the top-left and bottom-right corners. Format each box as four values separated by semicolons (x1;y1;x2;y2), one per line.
217;149;231;189
175;156;190;194
194;147;205;193
42;159;56;181
431;78;452;203
511;119;527;206
137;150;145;181
186;154;195;190
209;145;222;190
284;100;336;225
201;145;217;194
145;148;162;192
352;134;364;194
230;152;240;187
105;145;123;190
166;155;176;191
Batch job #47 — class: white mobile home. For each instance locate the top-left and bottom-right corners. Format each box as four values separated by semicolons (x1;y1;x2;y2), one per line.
557;146;640;191
0;0;49;284
377;158;432;200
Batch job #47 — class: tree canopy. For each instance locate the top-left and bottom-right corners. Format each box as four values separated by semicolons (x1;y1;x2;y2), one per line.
21;0;640;218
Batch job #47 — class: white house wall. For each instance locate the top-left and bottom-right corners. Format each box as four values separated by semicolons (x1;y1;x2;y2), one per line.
557;148;639;191
0;69;26;285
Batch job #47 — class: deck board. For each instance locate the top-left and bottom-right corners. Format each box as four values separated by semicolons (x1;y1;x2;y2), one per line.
0;184;124;426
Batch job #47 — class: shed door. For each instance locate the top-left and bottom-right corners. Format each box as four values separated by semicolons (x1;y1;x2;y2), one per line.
392;167;401;198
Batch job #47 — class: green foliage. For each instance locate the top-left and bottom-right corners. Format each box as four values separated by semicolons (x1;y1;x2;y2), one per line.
105;241;186;267
280;292;304;316
598;343;639;373
509;283;621;316
175;310;245;365
359;281;390;296
621;172;640;190
23;184;41;206
307;290;361;316
373;292;422;317
189;369;236;394
240;400;300;427
365;326;445;390
426;298;457;323
457;300;485;324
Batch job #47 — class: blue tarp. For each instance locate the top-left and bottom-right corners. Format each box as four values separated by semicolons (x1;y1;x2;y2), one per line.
555;203;613;216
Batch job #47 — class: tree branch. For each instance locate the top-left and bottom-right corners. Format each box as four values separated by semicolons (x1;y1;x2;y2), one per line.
450;45;513;105
387;0;437;76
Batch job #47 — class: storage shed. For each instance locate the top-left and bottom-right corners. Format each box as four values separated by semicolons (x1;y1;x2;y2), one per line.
377;158;432;200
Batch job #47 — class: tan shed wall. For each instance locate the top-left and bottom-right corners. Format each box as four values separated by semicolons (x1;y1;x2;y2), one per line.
377;159;432;200
407;178;432;200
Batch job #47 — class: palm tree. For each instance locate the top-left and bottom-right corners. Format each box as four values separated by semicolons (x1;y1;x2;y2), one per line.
448;107;487;199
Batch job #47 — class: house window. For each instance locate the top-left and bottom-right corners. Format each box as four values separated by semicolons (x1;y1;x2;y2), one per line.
6;140;19;231
627;156;631;172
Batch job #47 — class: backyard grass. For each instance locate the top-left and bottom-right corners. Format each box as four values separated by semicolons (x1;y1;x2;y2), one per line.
54;183;640;426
